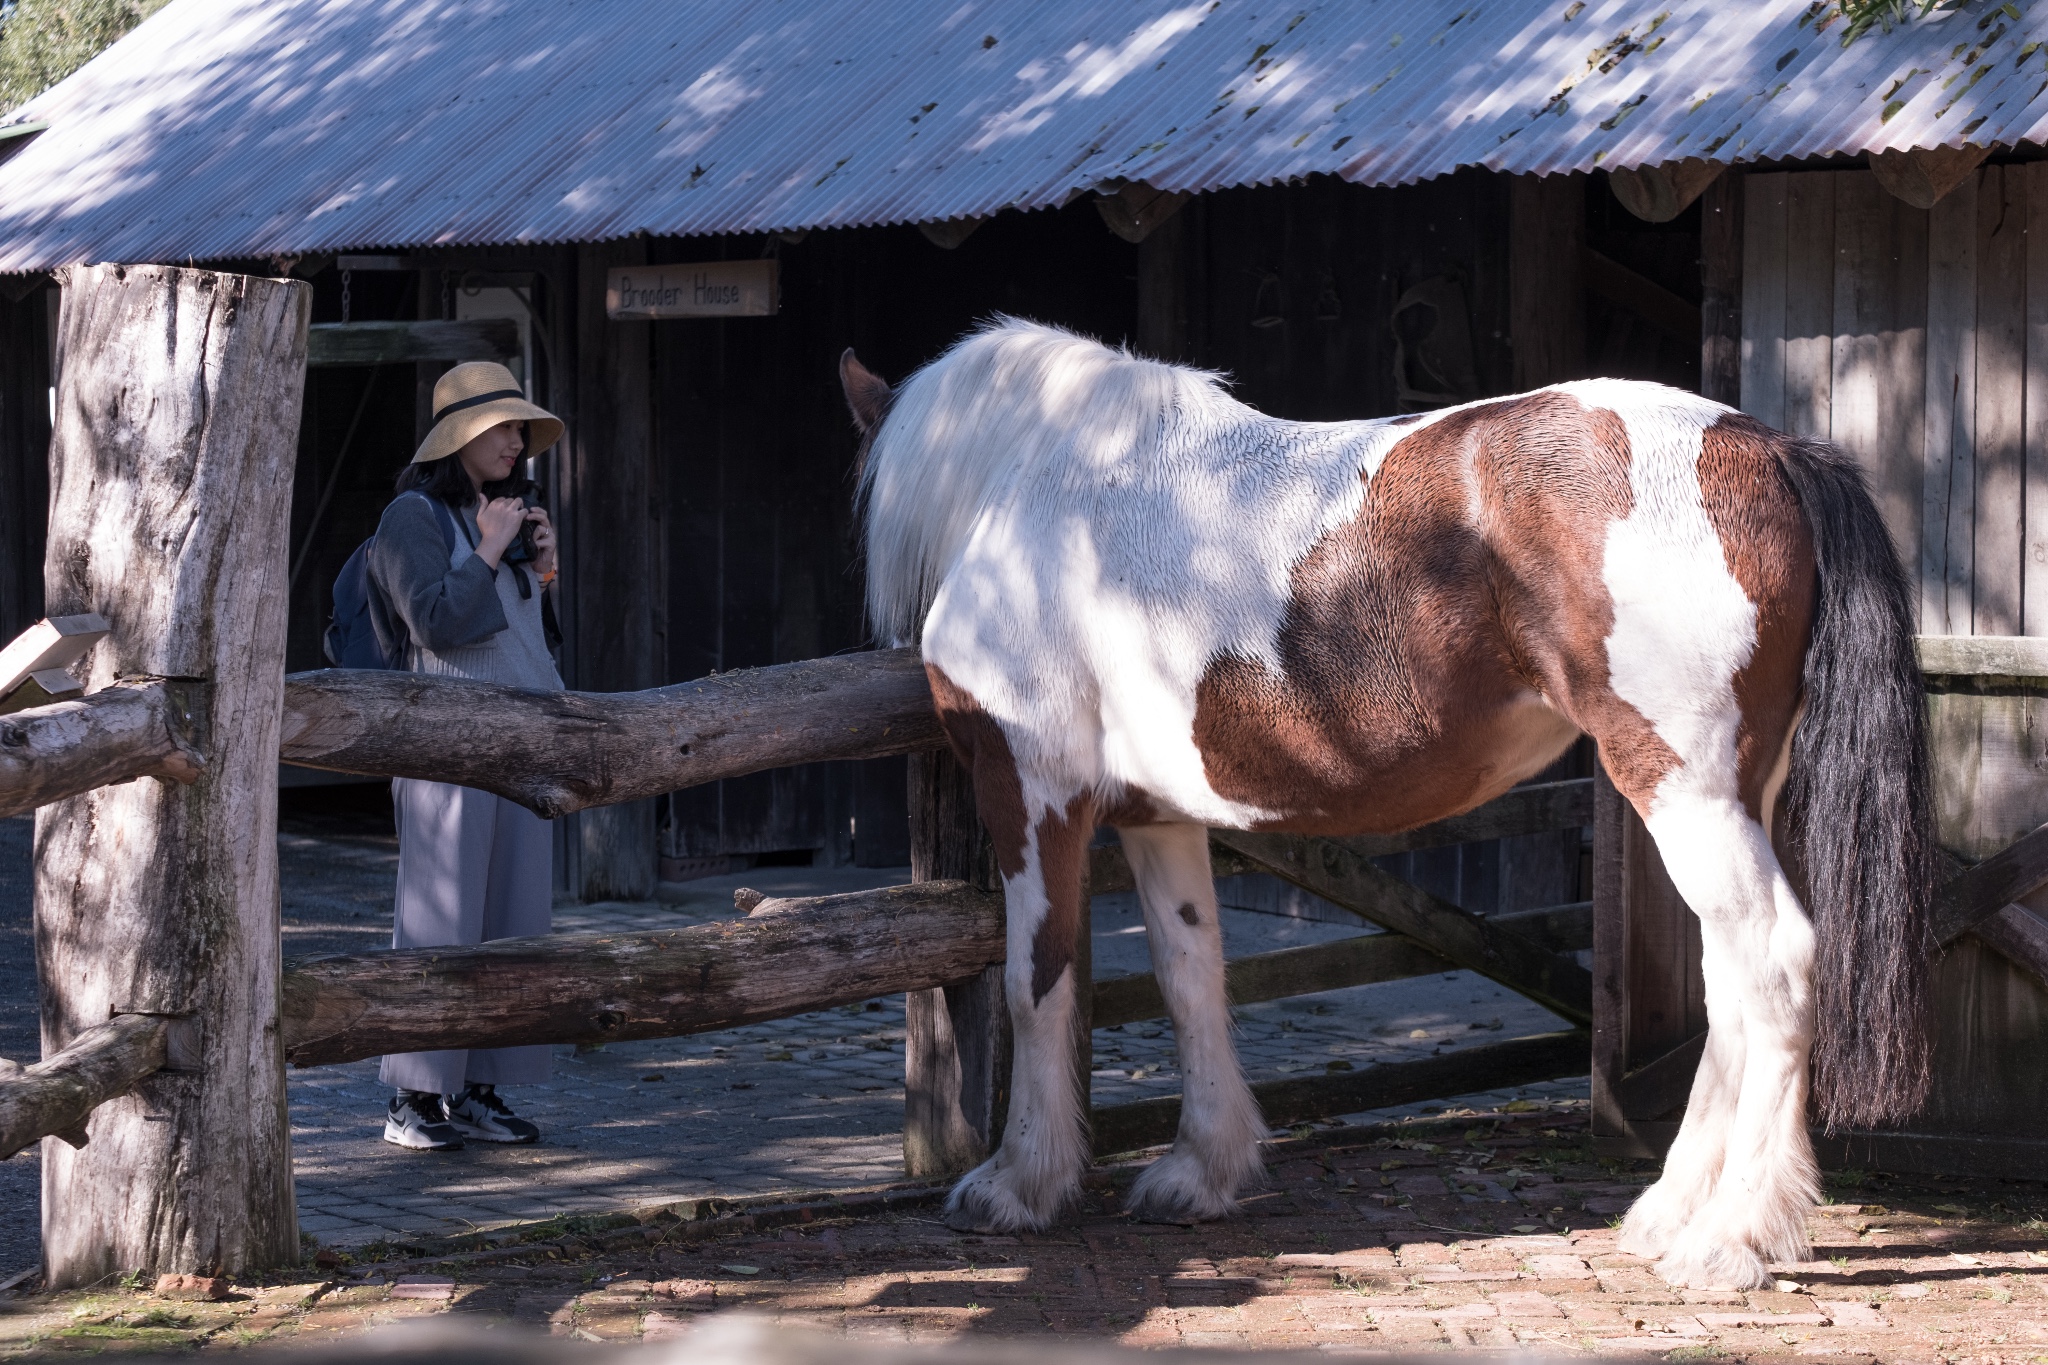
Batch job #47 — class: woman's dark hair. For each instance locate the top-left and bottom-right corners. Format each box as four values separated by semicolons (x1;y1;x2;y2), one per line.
394;455;535;508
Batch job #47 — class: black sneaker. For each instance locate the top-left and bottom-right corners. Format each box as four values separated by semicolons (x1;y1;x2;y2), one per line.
444;1084;540;1145
383;1091;465;1151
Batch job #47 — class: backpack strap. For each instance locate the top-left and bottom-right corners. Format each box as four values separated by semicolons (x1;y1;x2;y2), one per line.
400;489;468;556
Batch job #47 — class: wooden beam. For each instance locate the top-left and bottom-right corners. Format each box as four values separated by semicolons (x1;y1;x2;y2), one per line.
0;1013;169;1160
0;679;204;818
1869;145;1991;211
1095;184;1189;244
1211;830;1594;1026
1336;779;1592;857
37;262;309;1287
279;881;1003;1067
277;649;946;818
1091;901;1592;1031
1087;781;1591;897
1916;632;2048;678
1932;819;2048;944
1613;1031;1706;1123
1091;1030;1589;1156
1501;900;1594;955
1607;158;1723;224
1971;902;2048;987
306;319;519;367
1095;933;1453;1031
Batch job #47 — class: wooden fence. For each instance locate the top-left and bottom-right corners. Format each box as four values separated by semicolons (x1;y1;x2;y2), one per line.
0;264;1598;1287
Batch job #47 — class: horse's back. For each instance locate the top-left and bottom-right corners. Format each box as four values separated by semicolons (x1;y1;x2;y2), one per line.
910;343;1810;835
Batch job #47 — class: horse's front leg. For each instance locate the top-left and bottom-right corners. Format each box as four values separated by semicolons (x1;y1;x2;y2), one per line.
1119;822;1266;1222
942;791;1095;1233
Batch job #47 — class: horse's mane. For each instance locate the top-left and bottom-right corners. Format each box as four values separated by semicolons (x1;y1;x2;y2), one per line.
858;316;1227;646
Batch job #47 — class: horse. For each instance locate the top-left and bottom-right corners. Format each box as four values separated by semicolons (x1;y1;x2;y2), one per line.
840;317;1932;1291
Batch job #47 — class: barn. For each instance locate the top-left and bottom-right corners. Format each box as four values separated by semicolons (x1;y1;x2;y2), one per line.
0;0;2044;1171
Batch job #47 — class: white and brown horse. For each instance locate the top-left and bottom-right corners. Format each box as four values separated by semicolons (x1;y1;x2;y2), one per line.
842;318;1931;1291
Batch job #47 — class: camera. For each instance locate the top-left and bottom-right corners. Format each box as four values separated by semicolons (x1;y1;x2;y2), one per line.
496;481;543;565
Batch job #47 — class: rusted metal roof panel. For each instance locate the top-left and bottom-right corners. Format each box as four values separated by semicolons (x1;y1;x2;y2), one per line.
0;0;2043;270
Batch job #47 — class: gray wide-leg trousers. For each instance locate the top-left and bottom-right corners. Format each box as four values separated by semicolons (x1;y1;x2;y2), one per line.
379;777;553;1094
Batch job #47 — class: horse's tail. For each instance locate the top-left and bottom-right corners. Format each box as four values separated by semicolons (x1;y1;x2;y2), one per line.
857;317;1210;646
1775;436;1935;1131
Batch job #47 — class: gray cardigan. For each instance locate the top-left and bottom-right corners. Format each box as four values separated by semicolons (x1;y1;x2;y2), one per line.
365;494;506;662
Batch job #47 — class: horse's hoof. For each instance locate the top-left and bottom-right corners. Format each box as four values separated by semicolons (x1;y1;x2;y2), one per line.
1653;1233;1771;1291
1617;1184;1696;1260
1124;1148;1245;1225
943;1157;1070;1234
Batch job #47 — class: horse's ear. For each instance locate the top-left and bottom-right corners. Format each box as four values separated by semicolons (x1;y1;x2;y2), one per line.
840;348;892;435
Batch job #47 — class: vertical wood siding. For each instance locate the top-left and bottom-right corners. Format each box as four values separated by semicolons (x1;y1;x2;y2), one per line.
1605;166;2048;1156
1736;164;2048;1146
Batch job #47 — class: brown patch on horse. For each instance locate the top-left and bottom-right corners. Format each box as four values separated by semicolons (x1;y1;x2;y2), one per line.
1028;792;1095;1004
1097;785;1164;827
1475;395;1684;810
926;664;1028;878
1192;390;1675;833
1696;413;1817;821
927;663;1096;1003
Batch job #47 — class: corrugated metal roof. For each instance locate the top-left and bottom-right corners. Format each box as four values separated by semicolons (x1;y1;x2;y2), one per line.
0;0;2043;270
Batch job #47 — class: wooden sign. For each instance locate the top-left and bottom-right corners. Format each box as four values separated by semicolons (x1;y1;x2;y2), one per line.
607;260;778;319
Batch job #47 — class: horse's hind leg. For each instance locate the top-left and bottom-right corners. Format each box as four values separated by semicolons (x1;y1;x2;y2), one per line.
1617;942;1746;1260
942;788;1095;1233
1119;822;1266;1222
1638;794;1818;1289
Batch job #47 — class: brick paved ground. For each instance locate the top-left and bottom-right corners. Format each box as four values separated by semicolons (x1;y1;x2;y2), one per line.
3;1106;2044;1359
0;808;1574;1275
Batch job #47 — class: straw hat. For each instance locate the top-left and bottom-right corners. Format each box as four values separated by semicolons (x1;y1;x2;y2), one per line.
411;361;564;464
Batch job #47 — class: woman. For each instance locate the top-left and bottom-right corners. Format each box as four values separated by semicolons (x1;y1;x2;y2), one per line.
367;360;565;1151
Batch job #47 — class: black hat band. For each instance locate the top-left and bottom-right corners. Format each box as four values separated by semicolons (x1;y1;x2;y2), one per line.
432;388;527;423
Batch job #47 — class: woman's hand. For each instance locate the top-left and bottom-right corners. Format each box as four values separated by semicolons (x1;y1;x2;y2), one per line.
526;505;557;577
475;496;528;568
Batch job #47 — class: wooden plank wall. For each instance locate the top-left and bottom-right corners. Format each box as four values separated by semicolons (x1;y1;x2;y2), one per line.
649;201;1139;866
1601;164;2048;1156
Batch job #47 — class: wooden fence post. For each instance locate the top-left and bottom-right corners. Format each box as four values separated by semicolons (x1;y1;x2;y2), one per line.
35;264;309;1287
903;749;1010;1177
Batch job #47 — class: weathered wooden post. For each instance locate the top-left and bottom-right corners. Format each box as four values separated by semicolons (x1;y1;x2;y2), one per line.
902;750;1009;1176
35;264;310;1287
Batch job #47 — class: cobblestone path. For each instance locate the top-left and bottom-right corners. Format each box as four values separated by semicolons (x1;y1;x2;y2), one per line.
4;1107;2045;1360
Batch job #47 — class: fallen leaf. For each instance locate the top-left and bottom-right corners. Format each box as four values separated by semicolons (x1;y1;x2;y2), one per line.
719;1265;760;1276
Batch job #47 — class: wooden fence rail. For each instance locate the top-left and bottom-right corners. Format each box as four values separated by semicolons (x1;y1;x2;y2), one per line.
0;651;945;822
279;883;1002;1067
276;652;945;817
0;1014;171;1161
0;679;204;819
